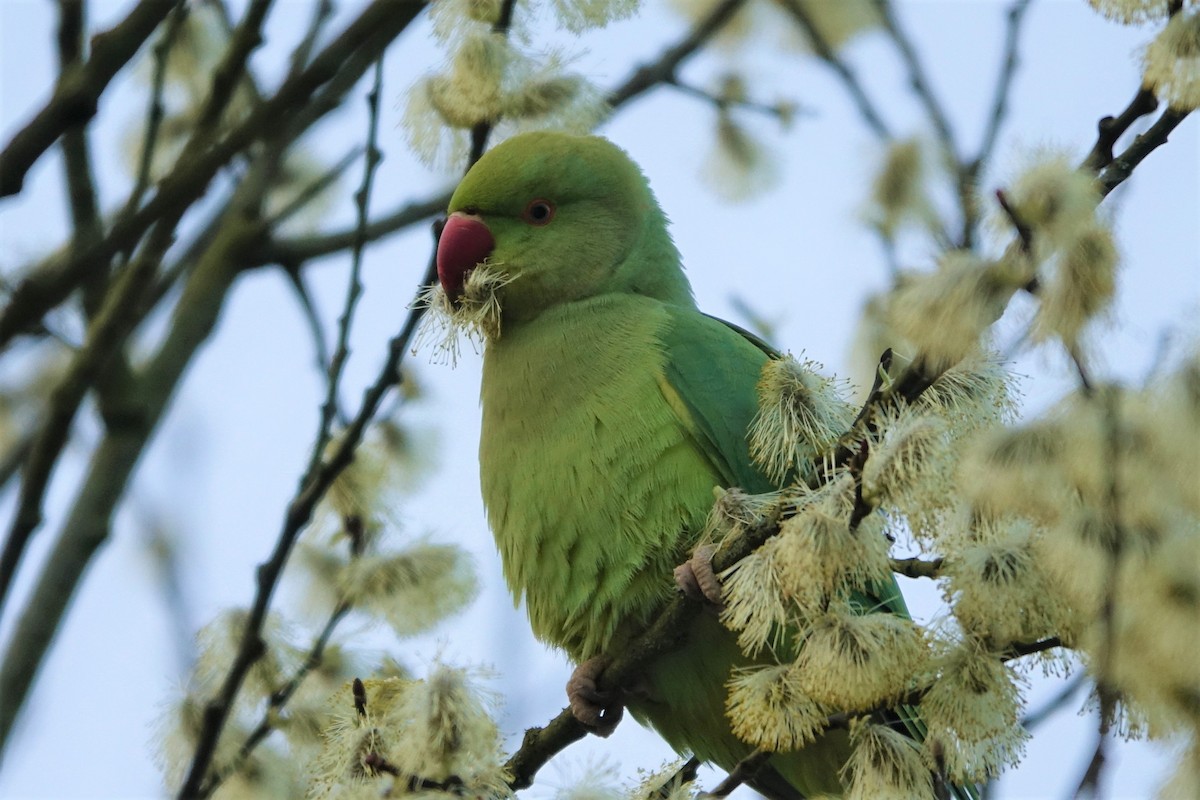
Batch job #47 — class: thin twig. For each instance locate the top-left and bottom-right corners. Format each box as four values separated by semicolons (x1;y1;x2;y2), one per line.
873;0;957;158
123;1;190;221
1097;107;1192;197
283;269;335;398
1072;390;1124;799
0;0;174;196
665;76;805;124
703;749;770;798
1022;673;1086;731
607;0;749;110
57;0;99;237
776;0;891;141
0;220;174;619
890;556;944;580
0;0;427;352
201;602;352;798
975;0;1033;176
307;56;386;477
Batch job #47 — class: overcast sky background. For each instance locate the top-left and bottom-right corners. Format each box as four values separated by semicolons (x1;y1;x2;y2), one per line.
1;0;1198;797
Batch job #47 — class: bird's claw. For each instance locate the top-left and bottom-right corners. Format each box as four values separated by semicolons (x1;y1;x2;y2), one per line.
567;656;624;737
673;543;725;612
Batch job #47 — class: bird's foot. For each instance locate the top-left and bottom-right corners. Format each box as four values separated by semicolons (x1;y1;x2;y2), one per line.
567;655;624;737
673;543;725;612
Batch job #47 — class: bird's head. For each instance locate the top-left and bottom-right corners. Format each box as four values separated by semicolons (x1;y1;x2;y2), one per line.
435;132;691;327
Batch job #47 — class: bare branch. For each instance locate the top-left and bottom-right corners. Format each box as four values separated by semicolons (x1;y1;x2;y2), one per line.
308;56;386;478
975;0;1034;174
703;749;770;798
0;0;174;196
0;221;174;619
0;0;428;352
123;2;190;221
776;0;891;141
607;0;750;110
890;556;944;580
873;0;958;158
1082;88;1159;172
1097;107;1192;197
0;212;262;753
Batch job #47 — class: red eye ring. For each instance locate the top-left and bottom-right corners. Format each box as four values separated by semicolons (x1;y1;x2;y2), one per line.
522;199;555;226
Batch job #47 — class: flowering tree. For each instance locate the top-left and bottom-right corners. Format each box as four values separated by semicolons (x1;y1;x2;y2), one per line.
0;0;1196;797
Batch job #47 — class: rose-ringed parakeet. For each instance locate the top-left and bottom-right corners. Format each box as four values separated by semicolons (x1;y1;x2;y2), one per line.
434;132;947;798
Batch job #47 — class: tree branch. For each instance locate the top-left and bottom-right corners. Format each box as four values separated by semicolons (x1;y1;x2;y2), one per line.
890;556;944;580
776;0;891;141
0;210;263;755
607;0;749;110
307;55;386;478
974;0;1033;176
0;219;175;619
704;749;771;798
0;0;174;196
1097;107;1192;197
0;0;427;352
873;0;958;159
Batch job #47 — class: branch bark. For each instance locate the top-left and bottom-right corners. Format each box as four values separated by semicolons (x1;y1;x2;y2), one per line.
0;0;174;196
0;0;427;352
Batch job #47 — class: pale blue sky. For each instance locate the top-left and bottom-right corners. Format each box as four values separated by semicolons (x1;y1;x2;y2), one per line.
1;1;1197;797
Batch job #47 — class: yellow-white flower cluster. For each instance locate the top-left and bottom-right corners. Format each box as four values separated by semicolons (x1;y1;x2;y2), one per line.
1004;152;1118;349
748;354;855;484
416;264;515;364
405;0;624;170
308;665;509;798
1143;10;1200;111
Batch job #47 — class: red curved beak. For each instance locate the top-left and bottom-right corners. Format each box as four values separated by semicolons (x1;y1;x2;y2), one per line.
437;212;495;297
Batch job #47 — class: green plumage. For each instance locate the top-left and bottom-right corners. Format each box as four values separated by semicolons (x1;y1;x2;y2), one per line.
446;132;920;798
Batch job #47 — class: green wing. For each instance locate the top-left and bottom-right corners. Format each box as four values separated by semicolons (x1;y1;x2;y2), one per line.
657;307;777;496
658;306;979;799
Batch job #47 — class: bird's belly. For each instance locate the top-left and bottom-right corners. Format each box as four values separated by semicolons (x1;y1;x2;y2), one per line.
478;304;719;660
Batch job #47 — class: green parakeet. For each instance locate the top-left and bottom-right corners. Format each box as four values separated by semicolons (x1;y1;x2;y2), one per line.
435;132;940;798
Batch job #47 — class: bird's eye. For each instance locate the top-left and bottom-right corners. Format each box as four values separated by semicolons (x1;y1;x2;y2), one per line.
522;199;555;226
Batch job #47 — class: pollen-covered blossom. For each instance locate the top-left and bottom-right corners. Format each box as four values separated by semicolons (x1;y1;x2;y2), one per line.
553;761;624;800
550;0;641;33
772;479;892;618
416;264;515;363
336;544;477;638
193;610;302;700
1144;10;1200;111
725;663;829;751
627;760;697;800
701;112;781;202
701;487;785;543
311;666;507;797
861;410;952;512
1158;740;1200;800
866;138;931;238
886;252;1015;371
915;353;1017;436
1107;520;1200;732
405;12;608;170
842;719;933;800
1032;221;1118;347
792;605;928;711
748;354;855;484
719;531;790;656
958;416;1072;524
1087;0;1171;26
944;517;1065;647
1004;151;1100;249
919;639;1029;783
